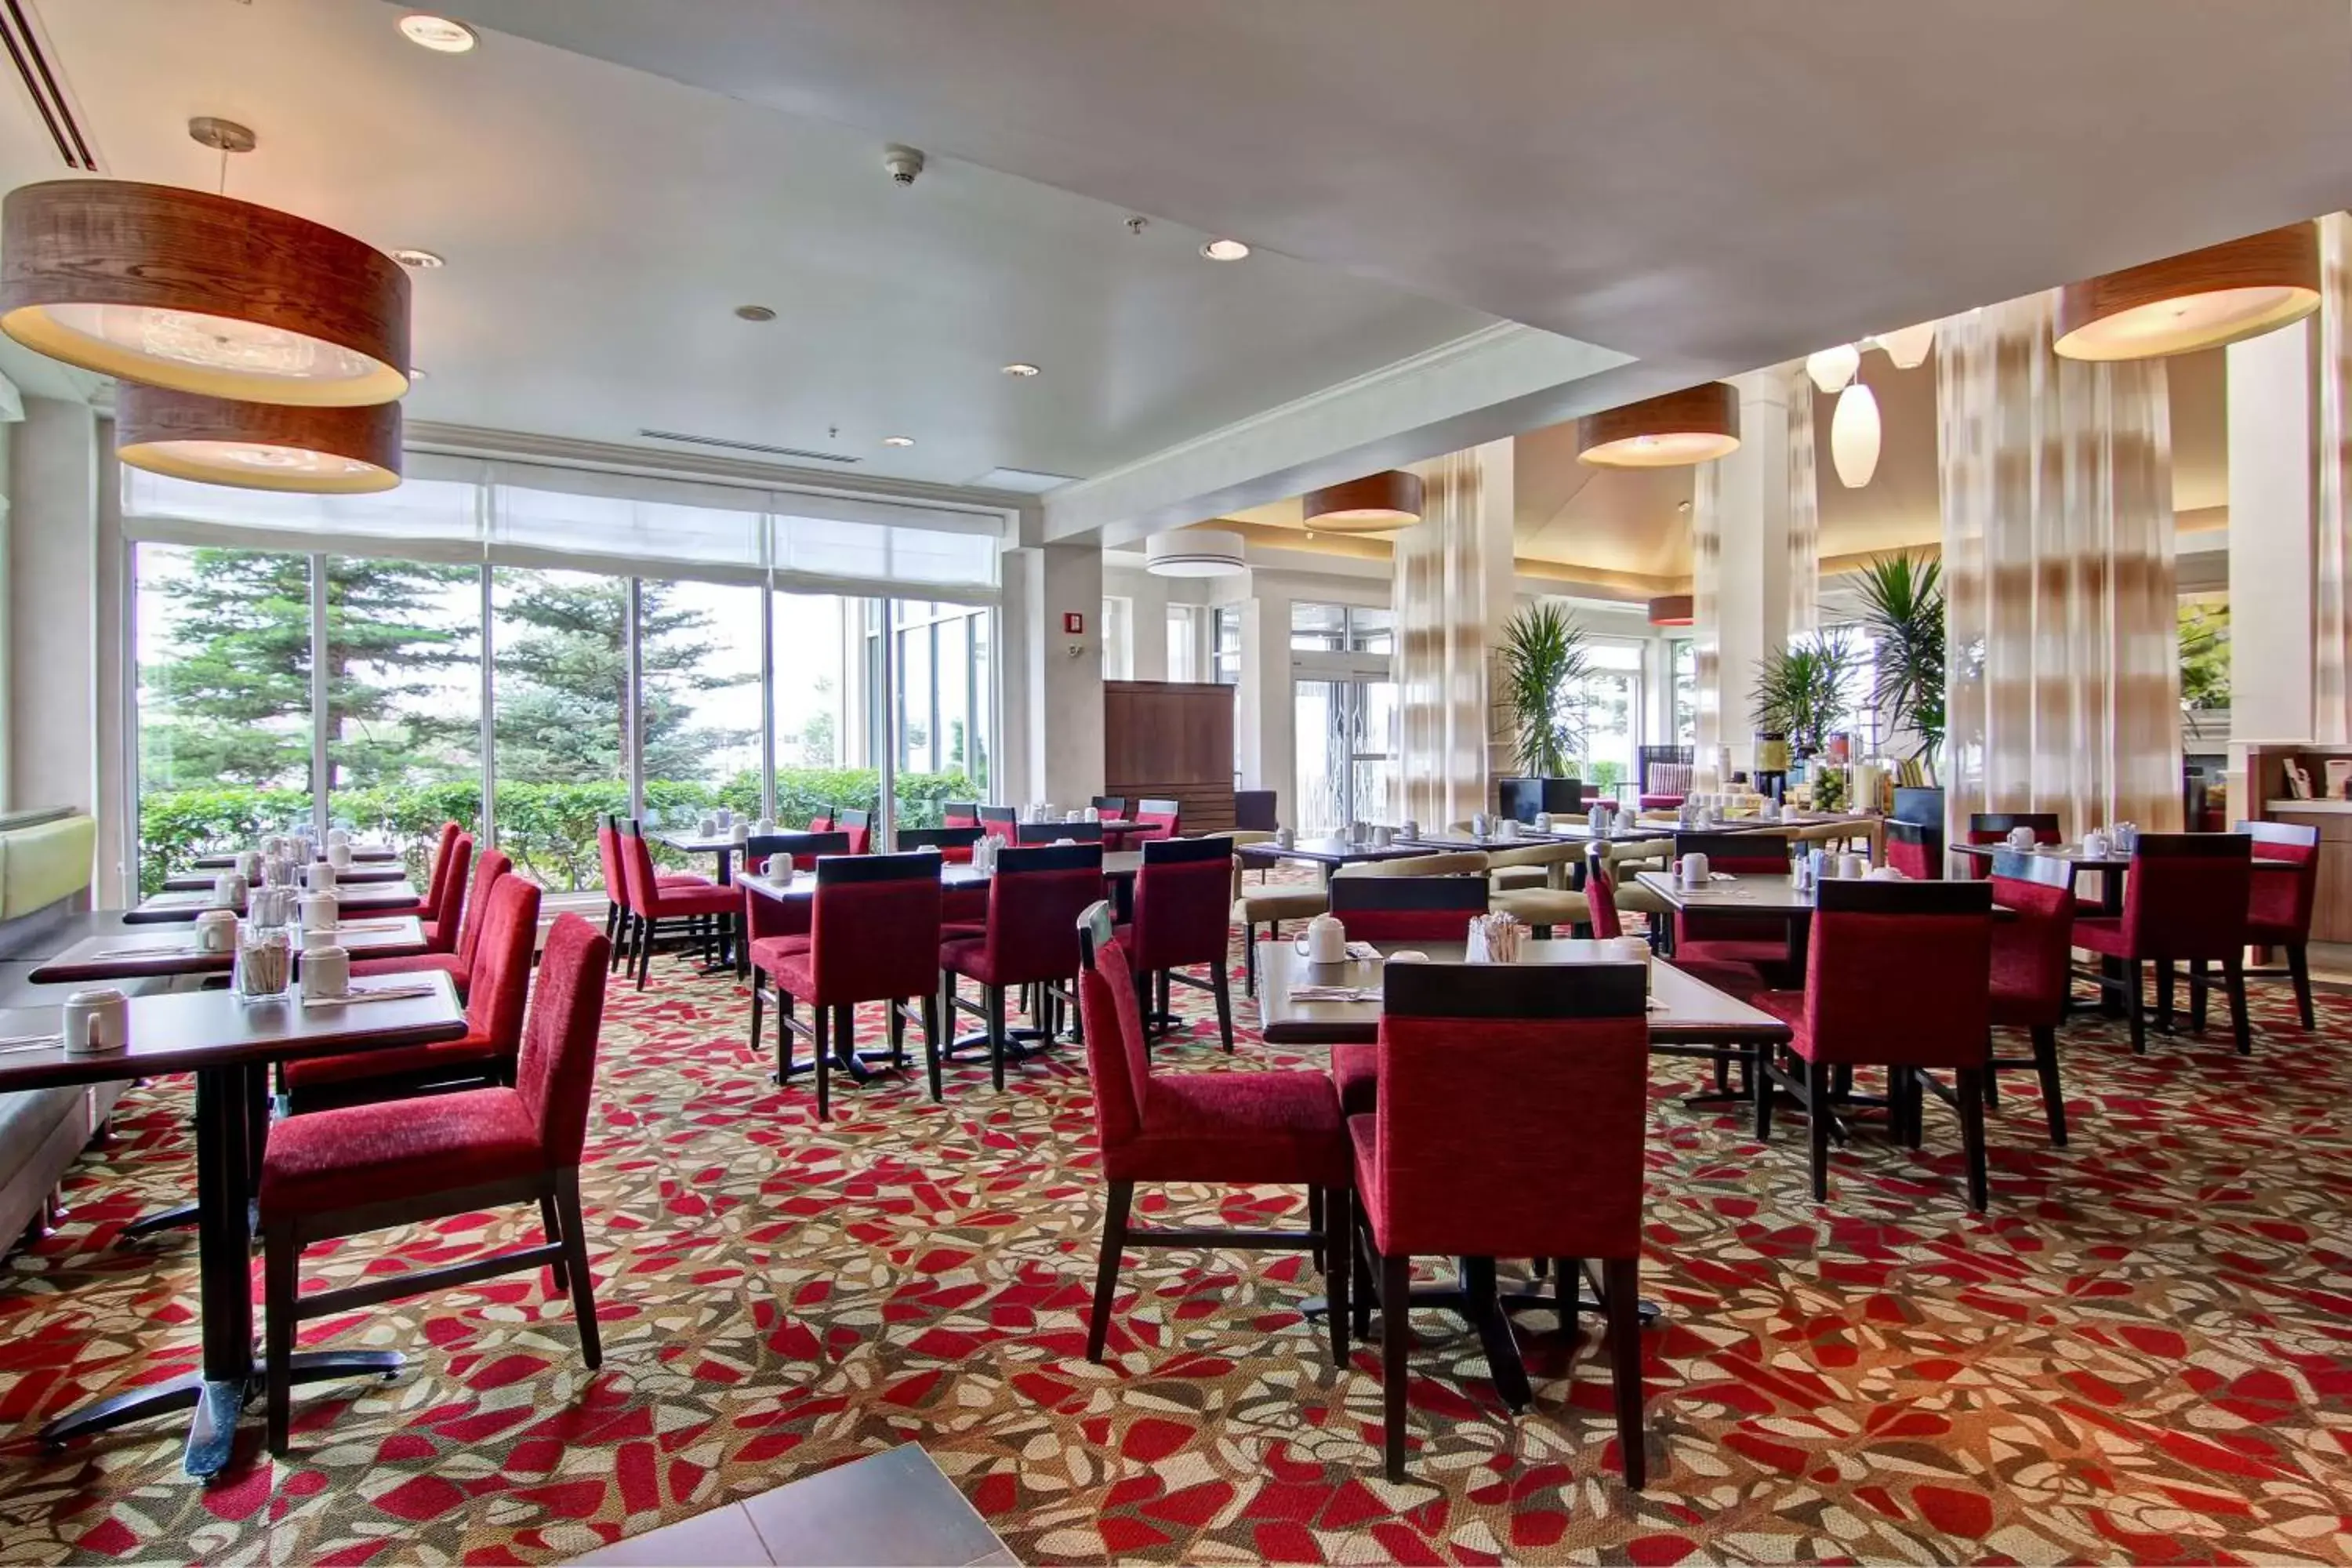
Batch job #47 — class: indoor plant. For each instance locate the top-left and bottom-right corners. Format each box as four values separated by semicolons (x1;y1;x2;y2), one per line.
1853;554;1946;778
1750;629;1859;760
1497;601;1590;780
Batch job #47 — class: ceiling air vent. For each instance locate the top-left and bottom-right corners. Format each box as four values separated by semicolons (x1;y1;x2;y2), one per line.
637;428;861;464
0;0;96;170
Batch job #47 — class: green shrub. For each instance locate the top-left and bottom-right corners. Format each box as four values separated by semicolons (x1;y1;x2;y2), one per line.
137;768;978;895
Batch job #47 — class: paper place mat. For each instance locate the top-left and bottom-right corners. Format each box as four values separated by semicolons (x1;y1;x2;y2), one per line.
332;919;410;932
299;984;437;1008
96;945;201;958
1287;985;1380;1003
0;1033;64;1052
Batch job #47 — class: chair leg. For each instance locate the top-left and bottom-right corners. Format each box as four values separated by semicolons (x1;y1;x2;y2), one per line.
814;1005;832;1121
2288;944;2316;1029
539;1192;568;1293
1243;921;1258;997
1086;1181;1133;1363
748;974;764;1058
2190;958;2209;1032
1604;1258;1646;1490
1381;1251;1412;1483
887;997;907;1069
986;985;1007;1091
1327;1186;1352;1367
2224;954;2252;1056
2155;959;2176;1032
1806;1061;1831;1203
555;1171;602;1369
2031;1025;2067;1147
922;991;944;1102
1350;1214;1374;1342
1956;1067;1990;1212
635;916;655;991
1981;1057;2000;1109
1211;964;1233;1054
1754;1044;1774;1142
263;1223;297;1457
1306;1186;1326;1273
1555;1257;1581;1341
2125;959;2146;1053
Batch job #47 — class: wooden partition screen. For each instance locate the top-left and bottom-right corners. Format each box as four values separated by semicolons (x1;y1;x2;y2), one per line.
1104;681;1236;834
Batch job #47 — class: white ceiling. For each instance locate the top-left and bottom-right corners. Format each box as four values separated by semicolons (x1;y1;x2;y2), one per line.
4;0;1495;488
437;0;2352;382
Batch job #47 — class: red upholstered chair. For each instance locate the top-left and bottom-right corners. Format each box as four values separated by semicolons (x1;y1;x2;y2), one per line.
394;821;461;916
1961;812;2063;878
940;843;1105;1089
617;818;740;990
350;849;511;999
1341;960;1653;1486
1669;831;1796;976
2240;819;2318;1029
975;804;1018;837
1127;797;1181;844
838;808;873;856
1117;836;1236;1051
903;823;982;866
805;811;836;833
1754;880;1995;1209
943;802;982;831
260;913;609;1457
1017;820;1104;844
1637;746;1693;811
418;831;474;953
1074;902;1348;1366
597;814;703;966
1090;796;1128;818
1884;820;1944;881
284;874;543;1112
1986;850;2076;1146
1327;873;1488;942
2073;833;2254;1054
753;851;943;1118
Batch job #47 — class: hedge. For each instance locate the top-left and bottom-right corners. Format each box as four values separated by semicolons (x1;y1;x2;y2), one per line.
137;769;978;896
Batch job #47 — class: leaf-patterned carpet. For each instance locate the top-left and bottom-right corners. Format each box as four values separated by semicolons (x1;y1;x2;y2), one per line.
0;935;2348;1565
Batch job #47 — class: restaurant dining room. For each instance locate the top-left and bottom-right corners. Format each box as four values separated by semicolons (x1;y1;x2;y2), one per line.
0;2;2345;1564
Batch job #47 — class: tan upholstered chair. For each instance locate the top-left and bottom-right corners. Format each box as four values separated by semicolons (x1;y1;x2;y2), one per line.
1225;833;1325;997
1333;851;1490;880
1485;840;1581;893
1491;884;1591;934
1594;837;1675;920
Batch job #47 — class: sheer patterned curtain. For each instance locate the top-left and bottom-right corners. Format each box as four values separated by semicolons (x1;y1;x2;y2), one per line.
2318;212;2352;742
1396;448;1499;825
1939;293;2180;836
1690;459;1723;759
1786;363;1820;635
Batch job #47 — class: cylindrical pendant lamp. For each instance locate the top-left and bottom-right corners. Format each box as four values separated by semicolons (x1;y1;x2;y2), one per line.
1577;383;1740;468
2053;221;2319;361
1301;470;1423;532
116;384;402;493
2;180;411;405
1144;528;1246;577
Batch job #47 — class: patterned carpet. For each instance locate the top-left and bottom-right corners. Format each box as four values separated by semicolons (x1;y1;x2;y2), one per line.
1;930;2349;1565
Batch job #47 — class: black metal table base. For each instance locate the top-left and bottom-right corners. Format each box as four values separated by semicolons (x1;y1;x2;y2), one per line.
41;1351;404;1479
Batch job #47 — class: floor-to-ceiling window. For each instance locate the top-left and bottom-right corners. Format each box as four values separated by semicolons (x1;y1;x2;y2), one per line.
490;567;628;892
638;577;764;855
875;600;993;828
771;591;851;823
1290;602;1398;830
1566;640;1644;801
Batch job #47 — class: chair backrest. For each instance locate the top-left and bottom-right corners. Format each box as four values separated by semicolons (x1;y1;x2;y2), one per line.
515;913;609;1169
2118;833;2253;957
2237;818;2320;935
942;802;982;830
1131;835;1234;969
1638;744;1694;792
454;849;514;970
838;808;872;855
1091;796;1128;816
1675;830;1788;875
615;819;655;911
1967;811;2062;846
810;851;945;1000
1337;850;1489;879
466;873;544;1062
1132;798;1181;837
1372;961;1649;1259
1584;844;1622;939
976;804;1018;831
748;830;851;872
1884;819;1944;881
595;814;625;902
433;832;476;933
897;826;984;852
982;843;1108;983
806;811;836;833
1988;850;2076;1020
1234;789;1279;831
1328;873;1488;941
1075;901;1154;1152
421;819;462;912
1017;820;1103;844
1804;880;1992;1068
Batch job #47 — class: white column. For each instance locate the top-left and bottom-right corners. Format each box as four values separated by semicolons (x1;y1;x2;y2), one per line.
1014;543;1104;809
2227;323;2318;754
1235;581;1294;822
9;397;100;823
1702;372;1792;777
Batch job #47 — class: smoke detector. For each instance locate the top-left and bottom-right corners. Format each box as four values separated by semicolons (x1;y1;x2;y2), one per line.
883;144;926;187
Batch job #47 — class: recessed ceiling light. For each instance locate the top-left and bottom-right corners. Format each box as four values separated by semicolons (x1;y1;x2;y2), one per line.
390;248;444;270
1200;238;1251;261
397;14;477;53
1000;362;1040;378
735;304;777;322
882;434;915;448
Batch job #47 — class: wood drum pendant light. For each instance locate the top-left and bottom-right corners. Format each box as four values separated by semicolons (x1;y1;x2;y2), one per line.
2053;221;2319;361
1;178;411;405
1646;594;1694;627
1577;383;1740;468
115;384;402;494
1301;470;1424;532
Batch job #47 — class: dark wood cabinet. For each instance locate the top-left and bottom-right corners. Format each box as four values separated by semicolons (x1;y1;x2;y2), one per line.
1104;681;1235;834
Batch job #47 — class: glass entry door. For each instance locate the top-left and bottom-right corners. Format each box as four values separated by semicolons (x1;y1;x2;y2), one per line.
1294;676;1398;833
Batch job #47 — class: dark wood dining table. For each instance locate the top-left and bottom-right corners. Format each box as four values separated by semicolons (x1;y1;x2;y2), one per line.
1;975;468;1479
650;829;756;886
193;844;401;869
164;863;405;891
29;916;430;985
1236;837;1432;880
127;879;420;924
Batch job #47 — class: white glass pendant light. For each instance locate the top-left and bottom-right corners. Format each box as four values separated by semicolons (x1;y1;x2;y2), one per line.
1877;321;1936;369
1830;382;1881;488
1804;344;1860;395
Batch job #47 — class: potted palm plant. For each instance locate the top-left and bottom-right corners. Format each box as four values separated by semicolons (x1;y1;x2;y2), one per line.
1751;630;1860;804
1853;554;1947;822
1496;602;1591;819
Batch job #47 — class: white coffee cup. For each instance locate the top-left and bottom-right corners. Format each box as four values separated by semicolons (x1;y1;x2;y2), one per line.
1534;812;1555;833
1275;827;1296;848
765;852;793;879
697;813;719;836
730;822;751;843
2006;826;2037;850
328;842;354;869
1608;935;1653;989
1386;950;1429;964
307;860;338;891
300;922;340;952
212;872;247;909
1839;853;1868;880
1083;807;1101;823
1399;819;1419;840
300;945;350;1000
194;909;238;953
299;891;339;931
1370;825;1394;848
326;827;350;848
63;988;129;1055
1680;851;1711;887
754;817;775;835
1304;913;1349;964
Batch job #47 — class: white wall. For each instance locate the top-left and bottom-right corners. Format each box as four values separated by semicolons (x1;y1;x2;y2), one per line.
9;398;103;847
